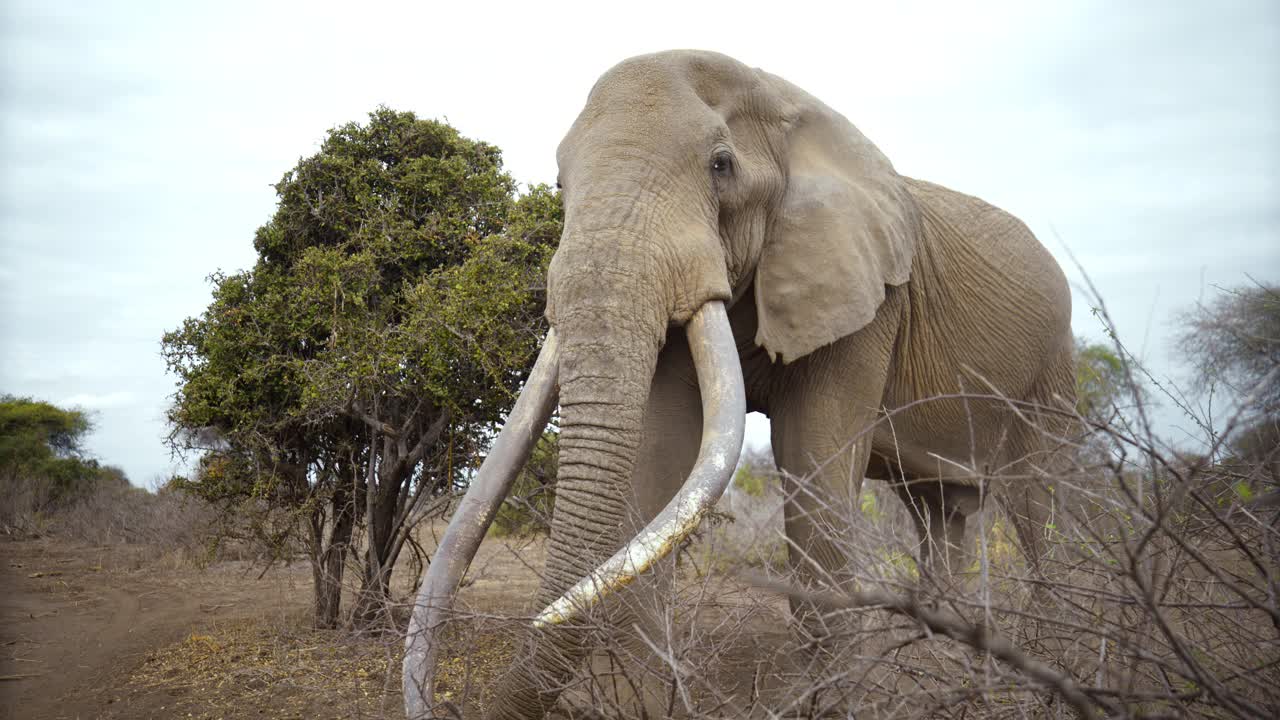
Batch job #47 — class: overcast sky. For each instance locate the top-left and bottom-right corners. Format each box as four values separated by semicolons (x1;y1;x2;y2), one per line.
2;1;1277;487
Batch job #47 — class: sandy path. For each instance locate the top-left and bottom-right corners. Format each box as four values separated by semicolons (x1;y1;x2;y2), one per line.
0;539;308;720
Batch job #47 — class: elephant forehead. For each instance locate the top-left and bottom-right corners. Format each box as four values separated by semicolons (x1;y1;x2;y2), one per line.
591;50;754;108
557;53;758;166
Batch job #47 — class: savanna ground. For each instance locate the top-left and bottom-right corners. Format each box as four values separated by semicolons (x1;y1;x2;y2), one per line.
0;519;541;720
4;374;1279;719
8;464;1275;720
0;485;999;720
0;510;791;720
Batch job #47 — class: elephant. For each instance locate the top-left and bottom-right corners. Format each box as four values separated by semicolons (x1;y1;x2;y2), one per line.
404;50;1077;719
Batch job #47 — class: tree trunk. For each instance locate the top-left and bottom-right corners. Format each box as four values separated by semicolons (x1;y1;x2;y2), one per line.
353;554;394;625
312;479;356;629
301;451;359;629
352;437;415;626
351;409;451;628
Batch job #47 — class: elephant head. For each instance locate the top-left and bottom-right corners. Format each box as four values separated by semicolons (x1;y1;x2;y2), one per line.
404;50;922;719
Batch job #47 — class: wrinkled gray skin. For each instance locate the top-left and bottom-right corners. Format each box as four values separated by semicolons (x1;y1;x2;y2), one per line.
490;50;1075;719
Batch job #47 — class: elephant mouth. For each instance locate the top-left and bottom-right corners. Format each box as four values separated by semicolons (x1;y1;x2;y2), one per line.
402;300;745;717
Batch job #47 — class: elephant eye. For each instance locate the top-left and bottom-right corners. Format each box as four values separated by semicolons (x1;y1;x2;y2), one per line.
711;152;734;179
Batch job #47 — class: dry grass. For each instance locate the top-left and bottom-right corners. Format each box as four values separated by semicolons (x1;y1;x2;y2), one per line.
0;472;238;567
119;614;402;719
21;429;1271;719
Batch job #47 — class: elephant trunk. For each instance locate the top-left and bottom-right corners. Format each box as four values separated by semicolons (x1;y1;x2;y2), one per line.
486;272;667;719
536;342;655;603
535;300;745;626
487;300;744;719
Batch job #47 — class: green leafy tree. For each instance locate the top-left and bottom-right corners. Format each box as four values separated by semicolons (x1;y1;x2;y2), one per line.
732;445;777;498
0;396;91;461
1075;339;1129;424
164;108;561;626
162;258;359;626
0;396;131;530
1;396;101;505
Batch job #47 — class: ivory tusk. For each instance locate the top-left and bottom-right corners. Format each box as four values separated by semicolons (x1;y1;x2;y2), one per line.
402;331;559;720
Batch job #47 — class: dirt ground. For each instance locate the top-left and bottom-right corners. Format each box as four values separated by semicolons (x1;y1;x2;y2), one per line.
0;510;1011;720
0;537;315;719
6;489;1272;718
0;526;796;720
0;529;540;719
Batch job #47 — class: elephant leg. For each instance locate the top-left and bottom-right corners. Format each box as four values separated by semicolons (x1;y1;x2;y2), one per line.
995;357;1078;577
998;455;1062;575
487;331;701;720
894;477;980;576
769;324;896;644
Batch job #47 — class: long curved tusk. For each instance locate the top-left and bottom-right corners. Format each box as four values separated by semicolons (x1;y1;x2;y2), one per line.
533;301;745;628
403;331;559;720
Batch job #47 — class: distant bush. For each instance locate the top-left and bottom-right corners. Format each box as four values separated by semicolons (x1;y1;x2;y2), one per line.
58;479;214;548
1;395;132;534
730;445;777;498
0;395;224;562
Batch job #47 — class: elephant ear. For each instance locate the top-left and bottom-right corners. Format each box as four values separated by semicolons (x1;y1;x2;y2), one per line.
753;79;919;364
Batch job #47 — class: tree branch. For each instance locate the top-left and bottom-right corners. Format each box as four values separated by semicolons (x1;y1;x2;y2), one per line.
745;575;1118;719
404;408;451;472
348;401;398;438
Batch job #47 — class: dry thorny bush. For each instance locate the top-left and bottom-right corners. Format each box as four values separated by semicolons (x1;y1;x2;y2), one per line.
1;475;227;563
422;349;1277;717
